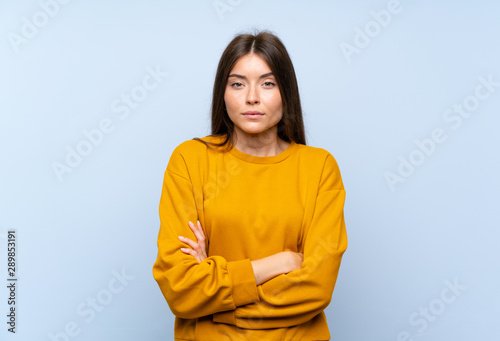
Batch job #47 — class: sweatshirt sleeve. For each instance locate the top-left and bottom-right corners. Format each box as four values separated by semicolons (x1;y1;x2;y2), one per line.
212;153;347;329
152;144;259;319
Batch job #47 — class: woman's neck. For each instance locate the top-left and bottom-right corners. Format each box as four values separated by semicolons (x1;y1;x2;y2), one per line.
231;129;290;157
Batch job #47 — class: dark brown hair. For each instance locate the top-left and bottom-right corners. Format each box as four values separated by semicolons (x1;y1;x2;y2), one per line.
194;30;306;150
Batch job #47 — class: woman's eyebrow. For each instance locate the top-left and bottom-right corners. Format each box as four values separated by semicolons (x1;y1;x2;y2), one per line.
228;72;274;80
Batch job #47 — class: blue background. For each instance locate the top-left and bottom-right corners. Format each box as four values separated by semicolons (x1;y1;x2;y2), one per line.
1;0;499;340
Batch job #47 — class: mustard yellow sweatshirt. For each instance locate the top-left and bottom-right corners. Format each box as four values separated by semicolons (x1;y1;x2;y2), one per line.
153;134;347;341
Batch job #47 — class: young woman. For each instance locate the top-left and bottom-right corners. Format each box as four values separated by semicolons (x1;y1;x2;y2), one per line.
153;31;347;341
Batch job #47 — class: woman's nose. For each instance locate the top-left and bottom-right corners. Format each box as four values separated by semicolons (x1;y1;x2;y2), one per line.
246;86;260;104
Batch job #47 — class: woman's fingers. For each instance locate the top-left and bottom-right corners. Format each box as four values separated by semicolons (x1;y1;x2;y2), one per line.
179;237;202;262
180;246;198;258
178;236;198;250
188;220;207;258
189;221;206;245
179;220;208;262
195;220;207;257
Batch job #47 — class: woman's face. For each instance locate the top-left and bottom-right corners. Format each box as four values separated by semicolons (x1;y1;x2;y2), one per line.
224;53;283;141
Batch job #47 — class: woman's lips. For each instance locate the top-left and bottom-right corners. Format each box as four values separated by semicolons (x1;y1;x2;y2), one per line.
242;111;264;119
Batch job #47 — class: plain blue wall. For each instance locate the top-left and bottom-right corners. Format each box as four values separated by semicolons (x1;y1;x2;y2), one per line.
1;1;499;340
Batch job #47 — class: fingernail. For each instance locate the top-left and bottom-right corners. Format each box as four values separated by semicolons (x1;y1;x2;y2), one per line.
178;236;184;240
188;221;193;226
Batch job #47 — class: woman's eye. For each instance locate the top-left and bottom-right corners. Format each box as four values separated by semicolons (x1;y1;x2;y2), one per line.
263;81;276;87
231;82;243;88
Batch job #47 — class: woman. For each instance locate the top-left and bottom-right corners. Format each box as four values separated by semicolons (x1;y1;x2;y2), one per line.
153;30;347;340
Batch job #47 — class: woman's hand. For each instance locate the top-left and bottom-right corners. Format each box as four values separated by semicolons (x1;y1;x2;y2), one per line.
179;220;207;262
251;251;303;285
280;251;304;273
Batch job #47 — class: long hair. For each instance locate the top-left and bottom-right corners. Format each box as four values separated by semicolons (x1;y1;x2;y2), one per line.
194;30;306;150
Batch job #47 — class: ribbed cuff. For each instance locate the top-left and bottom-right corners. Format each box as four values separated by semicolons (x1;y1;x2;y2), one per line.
227;259;259;307
212;310;236;325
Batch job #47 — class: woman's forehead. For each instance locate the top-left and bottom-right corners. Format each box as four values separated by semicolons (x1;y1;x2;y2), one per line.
230;53;272;75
